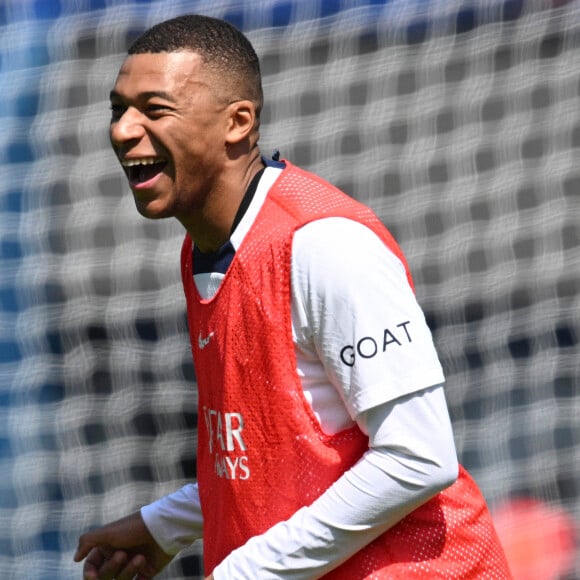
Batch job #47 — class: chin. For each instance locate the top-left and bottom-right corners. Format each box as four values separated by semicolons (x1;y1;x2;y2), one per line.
134;199;173;221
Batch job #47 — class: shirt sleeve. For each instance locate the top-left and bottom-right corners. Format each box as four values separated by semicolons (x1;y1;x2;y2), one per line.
290;217;445;418
140;483;204;555
212;384;459;579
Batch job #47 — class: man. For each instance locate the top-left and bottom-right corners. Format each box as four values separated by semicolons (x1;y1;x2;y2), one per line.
74;14;511;580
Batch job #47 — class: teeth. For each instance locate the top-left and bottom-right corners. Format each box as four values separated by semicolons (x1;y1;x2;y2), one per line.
121;157;162;167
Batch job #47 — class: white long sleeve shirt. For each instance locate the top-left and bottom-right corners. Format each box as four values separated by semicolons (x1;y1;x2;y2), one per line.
142;166;459;578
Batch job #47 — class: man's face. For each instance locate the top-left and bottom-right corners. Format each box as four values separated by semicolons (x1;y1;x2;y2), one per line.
109;51;231;221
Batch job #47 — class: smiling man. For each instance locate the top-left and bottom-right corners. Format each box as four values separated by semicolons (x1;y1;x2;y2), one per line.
74;14;511;580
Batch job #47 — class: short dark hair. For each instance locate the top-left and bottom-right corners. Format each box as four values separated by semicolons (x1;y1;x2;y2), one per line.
129;14;263;115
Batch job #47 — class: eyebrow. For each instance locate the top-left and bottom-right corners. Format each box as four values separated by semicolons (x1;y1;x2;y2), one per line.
109;90;177;102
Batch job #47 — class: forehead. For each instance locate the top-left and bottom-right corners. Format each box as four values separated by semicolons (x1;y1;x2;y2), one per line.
112;51;208;97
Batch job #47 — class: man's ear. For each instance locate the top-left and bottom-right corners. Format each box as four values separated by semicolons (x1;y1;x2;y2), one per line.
225;100;257;144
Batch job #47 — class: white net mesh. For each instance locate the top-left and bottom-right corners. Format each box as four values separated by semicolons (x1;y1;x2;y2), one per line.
1;1;579;578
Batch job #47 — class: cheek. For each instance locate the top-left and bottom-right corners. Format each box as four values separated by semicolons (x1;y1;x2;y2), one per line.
174;135;221;171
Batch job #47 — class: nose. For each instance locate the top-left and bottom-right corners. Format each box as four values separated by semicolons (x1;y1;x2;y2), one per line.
110;107;146;148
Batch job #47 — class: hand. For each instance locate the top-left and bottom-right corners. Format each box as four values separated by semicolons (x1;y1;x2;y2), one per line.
74;511;174;579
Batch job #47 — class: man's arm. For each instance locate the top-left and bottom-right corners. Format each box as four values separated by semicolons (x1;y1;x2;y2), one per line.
74;511;174;580
74;385;457;580
75;482;203;579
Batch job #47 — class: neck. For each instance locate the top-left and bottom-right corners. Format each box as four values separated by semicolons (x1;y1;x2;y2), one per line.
180;151;264;252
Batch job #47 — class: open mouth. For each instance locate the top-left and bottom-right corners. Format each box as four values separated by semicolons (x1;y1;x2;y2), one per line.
121;157;167;186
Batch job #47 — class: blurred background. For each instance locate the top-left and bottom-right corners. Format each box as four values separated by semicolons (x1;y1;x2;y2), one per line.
0;0;578;578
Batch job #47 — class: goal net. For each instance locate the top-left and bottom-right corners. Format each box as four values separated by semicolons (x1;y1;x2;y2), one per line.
1;1;578;578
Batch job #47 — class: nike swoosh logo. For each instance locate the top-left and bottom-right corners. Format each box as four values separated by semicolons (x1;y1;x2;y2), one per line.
198;331;215;350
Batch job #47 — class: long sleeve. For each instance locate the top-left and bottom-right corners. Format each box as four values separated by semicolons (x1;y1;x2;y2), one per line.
140;483;204;555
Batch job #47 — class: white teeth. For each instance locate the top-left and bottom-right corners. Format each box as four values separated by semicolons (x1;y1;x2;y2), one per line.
121;157;162;167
